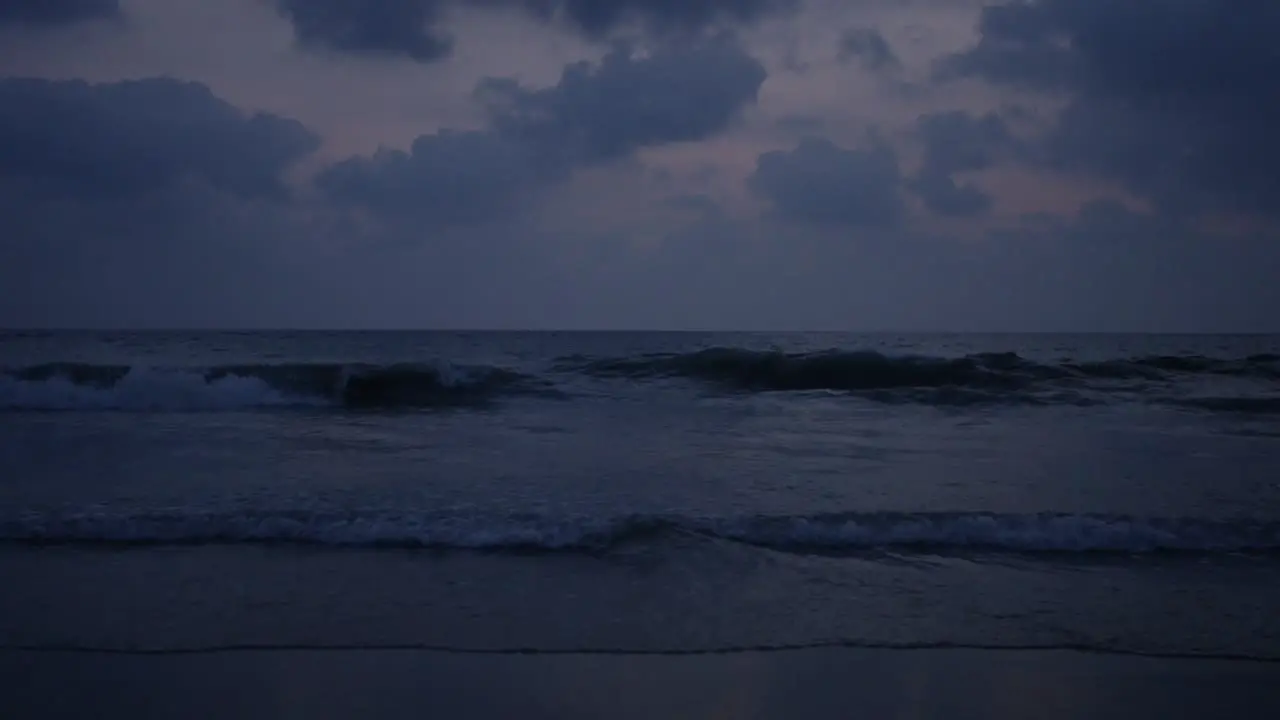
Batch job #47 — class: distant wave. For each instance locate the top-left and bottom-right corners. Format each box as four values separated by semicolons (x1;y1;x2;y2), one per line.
1169;396;1280;415
560;348;1280;403
4;509;1278;555
0;362;550;410
3;349;1277;411
10;641;1280;664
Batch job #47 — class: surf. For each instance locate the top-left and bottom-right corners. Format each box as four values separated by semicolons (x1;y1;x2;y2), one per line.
4;509;1277;556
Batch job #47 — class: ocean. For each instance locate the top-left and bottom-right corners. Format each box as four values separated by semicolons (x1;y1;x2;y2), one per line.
2;331;1279;659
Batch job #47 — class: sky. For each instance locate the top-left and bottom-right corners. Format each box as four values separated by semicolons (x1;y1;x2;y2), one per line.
0;0;1276;331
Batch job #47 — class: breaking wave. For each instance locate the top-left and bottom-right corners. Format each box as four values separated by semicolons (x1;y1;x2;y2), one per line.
0;362;549;410
561;348;1280;398
1169;396;1280;415
2;349;1276;410
3;509;1278;556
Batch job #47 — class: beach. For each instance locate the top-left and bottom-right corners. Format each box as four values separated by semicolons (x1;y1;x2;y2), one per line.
6;647;1280;719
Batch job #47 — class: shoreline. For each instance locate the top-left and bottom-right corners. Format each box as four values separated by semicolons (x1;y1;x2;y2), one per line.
7;642;1280;664
5;646;1280;719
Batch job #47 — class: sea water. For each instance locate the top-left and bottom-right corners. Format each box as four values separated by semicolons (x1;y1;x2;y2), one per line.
2;331;1278;657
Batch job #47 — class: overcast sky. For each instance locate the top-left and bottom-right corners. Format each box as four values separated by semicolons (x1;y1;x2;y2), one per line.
0;0;1276;331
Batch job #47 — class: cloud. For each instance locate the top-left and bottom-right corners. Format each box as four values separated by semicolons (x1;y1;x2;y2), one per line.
908;110;1012;217
941;0;1280;218
836;27;898;72
0;180;320;327
0;77;327;327
317;130;547;229
271;0;797;63
486;38;767;161
0;77;320;200
4;0;1276;331
321;38;766;227
0;0;118;26
272;0;453;64
509;0;799;39
908;173;990;217
749;136;905;227
915;111;1013;177
979;201;1280;332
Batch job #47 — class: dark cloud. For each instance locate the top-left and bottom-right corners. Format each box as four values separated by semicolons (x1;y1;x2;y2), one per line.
0;181;316;327
749;137;905;227
908;111;1012;217
0;0;117;26
0;78;320;199
273;0;453;63
485;39;767;161
942;0;1280;218
272;0;796;63
510;0;799;39
836;27;898;71
317;130;547;229
908;173;991;217
321;39;766;227
977;202;1280;332
0;78;326;327
915;111;1013;177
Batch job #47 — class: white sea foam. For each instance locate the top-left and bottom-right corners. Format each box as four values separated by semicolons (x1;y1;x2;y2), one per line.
0;368;316;411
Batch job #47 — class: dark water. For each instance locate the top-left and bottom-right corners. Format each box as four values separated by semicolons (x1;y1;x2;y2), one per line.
2;331;1279;658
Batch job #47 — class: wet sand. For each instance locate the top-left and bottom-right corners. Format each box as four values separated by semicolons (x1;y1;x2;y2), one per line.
4;647;1279;719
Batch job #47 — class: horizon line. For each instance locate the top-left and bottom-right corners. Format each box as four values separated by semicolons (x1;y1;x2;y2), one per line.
2;328;1277;336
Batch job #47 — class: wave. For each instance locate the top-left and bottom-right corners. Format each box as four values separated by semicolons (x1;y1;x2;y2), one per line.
0;362;549;410
11;641;1279;663
4;509;1278;555
565;349;1042;391
561;348;1280;397
3;349;1276;411
1169;396;1280;415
